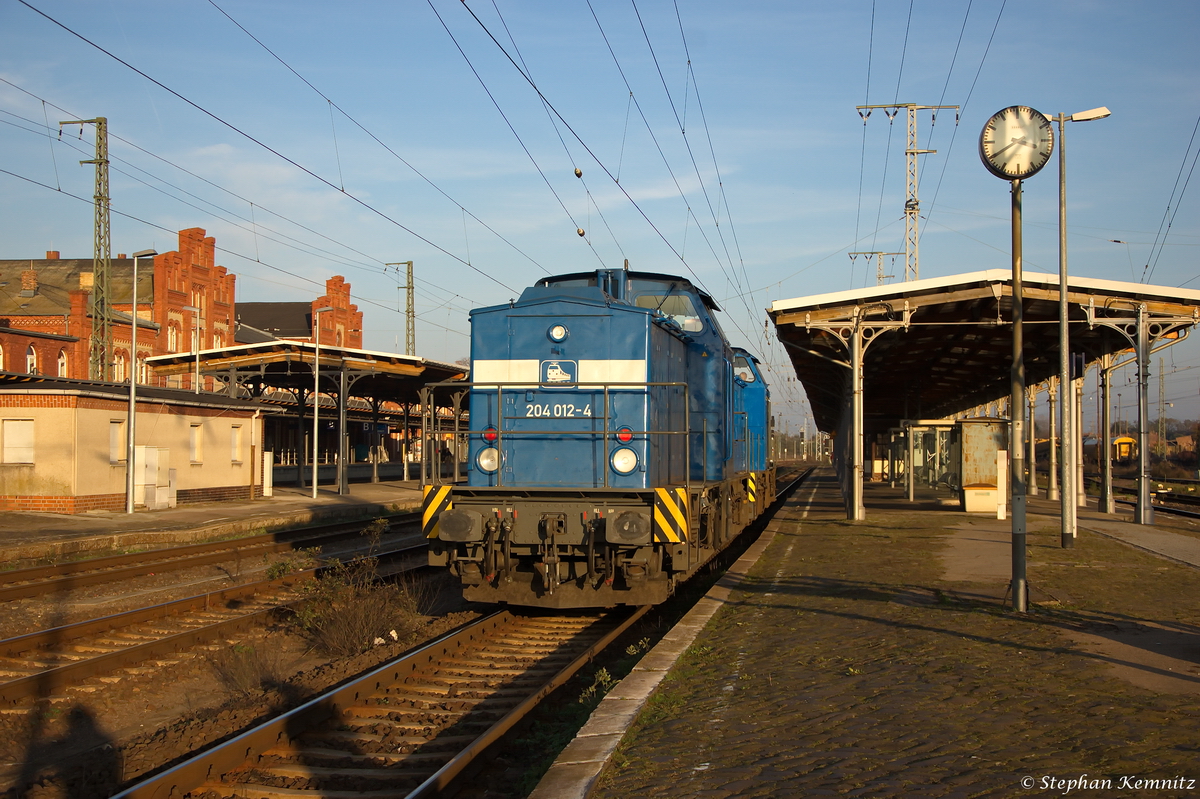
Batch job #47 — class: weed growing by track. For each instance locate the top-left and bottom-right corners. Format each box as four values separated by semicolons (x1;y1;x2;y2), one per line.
263;546;319;580
209;642;286;696
292;518;428;656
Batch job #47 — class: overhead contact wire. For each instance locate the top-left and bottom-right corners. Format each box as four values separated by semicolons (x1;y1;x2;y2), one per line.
632;0;739;292
426;0;605;269
487;0;625;261
17;0;518;294
455;0;709;294
1146;110;1200;283
0;166;469;338
204;0;546;276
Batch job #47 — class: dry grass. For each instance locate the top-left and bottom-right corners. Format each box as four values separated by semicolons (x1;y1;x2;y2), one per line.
292;518;429;656
209;643;286;696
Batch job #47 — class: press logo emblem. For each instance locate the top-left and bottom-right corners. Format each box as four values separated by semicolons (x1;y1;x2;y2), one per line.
541;360;576;384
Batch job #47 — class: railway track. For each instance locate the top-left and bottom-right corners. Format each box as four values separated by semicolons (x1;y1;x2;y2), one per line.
0;514;418;604
111;606;649;799
108;467;813;799
0;539;430;707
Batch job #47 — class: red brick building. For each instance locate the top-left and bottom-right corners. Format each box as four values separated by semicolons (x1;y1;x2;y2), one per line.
235;275;363;349
0;228;361;388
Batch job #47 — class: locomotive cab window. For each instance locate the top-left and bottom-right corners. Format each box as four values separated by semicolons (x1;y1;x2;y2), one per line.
634;293;703;332
734;354;756;383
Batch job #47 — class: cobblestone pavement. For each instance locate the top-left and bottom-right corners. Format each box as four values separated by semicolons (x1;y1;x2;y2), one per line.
593;475;1200;798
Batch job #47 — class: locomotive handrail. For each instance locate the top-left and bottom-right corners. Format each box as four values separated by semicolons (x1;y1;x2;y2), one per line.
420;379;692;496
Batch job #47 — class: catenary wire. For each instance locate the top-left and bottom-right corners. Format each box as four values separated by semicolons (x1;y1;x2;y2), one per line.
424;0;606;270
16;0;519;295
484;0;627;261
0;105;483;318
1144;109;1200;283
203;0;548;277
0;166;470;340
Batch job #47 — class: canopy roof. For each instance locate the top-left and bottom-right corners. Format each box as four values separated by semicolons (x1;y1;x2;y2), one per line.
146;340;467;406
769;270;1200;435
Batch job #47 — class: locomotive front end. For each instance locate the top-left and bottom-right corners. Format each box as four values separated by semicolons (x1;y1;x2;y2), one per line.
426;275;693;607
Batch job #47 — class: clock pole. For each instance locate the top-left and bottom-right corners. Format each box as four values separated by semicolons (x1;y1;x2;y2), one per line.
1011;178;1028;613
980;105;1053;614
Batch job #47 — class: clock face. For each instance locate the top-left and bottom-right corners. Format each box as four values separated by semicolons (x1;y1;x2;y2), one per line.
979;106;1055;179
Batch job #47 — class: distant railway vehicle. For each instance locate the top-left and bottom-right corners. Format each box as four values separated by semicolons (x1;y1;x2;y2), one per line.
1112;435;1137;463
425;268;776;608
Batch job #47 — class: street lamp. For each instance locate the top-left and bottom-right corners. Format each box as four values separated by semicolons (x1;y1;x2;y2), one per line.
182;304;200;394
126;249;157;514
312;306;334;499
1054;105;1111;548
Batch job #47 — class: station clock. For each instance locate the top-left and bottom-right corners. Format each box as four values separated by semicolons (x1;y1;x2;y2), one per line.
979;106;1055;180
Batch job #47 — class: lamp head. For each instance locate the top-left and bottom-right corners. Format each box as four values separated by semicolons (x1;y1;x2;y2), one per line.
1069;106;1111;122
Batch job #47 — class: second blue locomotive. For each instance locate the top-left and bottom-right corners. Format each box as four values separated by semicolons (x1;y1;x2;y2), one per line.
426;267;775;608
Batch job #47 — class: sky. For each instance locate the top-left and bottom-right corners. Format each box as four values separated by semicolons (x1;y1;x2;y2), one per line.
1;0;1198;433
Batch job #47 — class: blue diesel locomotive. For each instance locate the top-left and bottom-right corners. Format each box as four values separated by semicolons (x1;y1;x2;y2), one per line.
425;268;775;608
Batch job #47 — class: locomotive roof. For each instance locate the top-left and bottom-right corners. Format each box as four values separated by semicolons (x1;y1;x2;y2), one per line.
532;270;722;312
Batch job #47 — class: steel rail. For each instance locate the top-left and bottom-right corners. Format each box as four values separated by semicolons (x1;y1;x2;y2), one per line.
406;604;652;797
109;606;647;799
0;515;417;603
103;467;803;796
107;610;510;798
1;516;410;584
0;540;429;706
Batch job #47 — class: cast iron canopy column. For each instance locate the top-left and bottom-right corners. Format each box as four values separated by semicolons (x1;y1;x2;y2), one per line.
796;303;912;520
1084;300;1198;524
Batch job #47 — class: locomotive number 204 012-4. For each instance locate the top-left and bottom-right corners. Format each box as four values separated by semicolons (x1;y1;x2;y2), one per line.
525;403;592;418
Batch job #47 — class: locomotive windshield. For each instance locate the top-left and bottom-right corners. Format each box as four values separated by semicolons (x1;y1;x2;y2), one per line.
633;292;703;332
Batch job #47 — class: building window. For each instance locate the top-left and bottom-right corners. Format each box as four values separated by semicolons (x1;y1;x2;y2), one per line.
110;420;125;463
136;356;147;384
25;346;37;374
231;424;243;463
0;344;5;370
57;349;68;377
190;423;203;463
168;324;179;352
2;419;34;464
114;353;127;383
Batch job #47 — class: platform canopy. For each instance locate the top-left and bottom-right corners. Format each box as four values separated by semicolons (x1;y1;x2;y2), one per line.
146;340;467;406
769;270;1200;436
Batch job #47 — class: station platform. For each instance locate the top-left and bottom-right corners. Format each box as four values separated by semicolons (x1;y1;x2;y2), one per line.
0;481;427;565
536;467;1200;798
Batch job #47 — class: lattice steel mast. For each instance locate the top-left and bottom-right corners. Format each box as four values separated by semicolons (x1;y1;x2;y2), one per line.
856;104;958;282
61;117;112;379
388;261;415;356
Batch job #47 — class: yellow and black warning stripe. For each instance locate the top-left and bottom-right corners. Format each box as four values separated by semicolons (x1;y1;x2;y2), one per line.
746;472;757;503
422;485;453;539
652;487;688;543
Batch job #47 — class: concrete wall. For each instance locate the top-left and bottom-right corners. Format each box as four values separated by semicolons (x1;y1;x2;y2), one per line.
0;389;261;513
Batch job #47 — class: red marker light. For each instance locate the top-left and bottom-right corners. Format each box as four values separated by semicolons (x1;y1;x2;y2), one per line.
616;427;633;444
483;427;498;443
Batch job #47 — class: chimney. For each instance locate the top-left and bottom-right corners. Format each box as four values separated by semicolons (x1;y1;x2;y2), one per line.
117;253;127;260
20;269;38;297
45;250;59;260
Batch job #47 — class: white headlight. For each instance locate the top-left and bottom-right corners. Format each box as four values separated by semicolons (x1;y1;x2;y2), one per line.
476;447;500;473
610;447;638;474
548;324;568;342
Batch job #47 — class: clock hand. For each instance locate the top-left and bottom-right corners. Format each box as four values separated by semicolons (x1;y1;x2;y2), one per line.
991;136;1028;157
